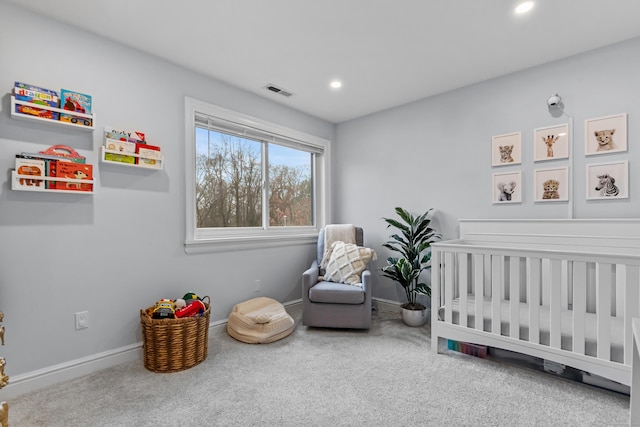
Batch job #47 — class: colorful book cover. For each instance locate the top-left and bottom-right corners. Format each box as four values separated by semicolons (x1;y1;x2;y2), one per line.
60;89;92;127
104;152;136;164
104;127;145;164
105;129;128;141
53;163;93;192
14;156;45;188
14;81;59;120
105;138;136;153
136;144;162;167
127;131;145;144
104;128;145;144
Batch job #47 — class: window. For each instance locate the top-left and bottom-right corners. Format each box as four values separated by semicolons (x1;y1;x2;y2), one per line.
185;97;330;253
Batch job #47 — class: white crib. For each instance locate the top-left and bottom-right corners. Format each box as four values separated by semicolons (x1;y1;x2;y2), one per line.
431;219;640;386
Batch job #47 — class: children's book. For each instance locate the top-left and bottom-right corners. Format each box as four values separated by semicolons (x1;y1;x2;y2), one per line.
13;82;59;120
14;156;45;188
52;163;93;192
104;127;147;164
60;89;92;127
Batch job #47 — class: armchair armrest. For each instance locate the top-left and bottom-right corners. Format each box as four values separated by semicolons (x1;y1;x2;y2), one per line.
361;269;372;292
302;260;320;298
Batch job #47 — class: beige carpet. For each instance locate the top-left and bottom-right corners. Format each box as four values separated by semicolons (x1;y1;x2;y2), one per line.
8;306;629;426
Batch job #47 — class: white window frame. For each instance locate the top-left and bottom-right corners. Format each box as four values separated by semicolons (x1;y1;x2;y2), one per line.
184;97;331;253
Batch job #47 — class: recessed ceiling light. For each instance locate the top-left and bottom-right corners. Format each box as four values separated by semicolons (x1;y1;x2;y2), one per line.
515;1;534;14
330;80;342;89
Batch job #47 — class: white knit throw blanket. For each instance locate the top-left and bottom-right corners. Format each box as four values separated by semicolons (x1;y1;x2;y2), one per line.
320;224;356;268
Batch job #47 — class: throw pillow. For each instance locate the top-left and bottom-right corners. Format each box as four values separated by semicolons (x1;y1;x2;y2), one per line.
323;241;376;286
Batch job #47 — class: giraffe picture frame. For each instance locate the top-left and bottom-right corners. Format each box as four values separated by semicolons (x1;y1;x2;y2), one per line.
533;123;569;162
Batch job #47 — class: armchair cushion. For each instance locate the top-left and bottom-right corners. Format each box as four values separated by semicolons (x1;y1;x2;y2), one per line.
321;241;376;286
309;281;365;304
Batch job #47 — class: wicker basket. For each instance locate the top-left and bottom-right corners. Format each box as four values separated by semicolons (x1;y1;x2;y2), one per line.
140;296;210;373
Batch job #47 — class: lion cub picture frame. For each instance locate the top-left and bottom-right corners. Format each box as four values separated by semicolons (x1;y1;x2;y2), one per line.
534;166;569;202
585;113;627;156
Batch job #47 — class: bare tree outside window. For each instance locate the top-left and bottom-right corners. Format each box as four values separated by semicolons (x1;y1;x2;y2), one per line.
269;144;313;227
195;128;313;229
196;128;262;228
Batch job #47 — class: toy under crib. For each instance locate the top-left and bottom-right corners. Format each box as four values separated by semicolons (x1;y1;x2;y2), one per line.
431;219;640;387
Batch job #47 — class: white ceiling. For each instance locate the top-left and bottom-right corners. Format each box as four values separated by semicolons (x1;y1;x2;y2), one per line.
8;0;640;123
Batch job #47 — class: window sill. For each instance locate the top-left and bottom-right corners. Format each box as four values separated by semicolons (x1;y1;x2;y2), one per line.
184;232;318;254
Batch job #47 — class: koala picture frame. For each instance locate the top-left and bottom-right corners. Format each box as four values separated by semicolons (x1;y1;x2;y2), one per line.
492;170;522;204
584;113;627;156
533;123;569;162
491;132;521;167
534;166;569;202
586;160;629;200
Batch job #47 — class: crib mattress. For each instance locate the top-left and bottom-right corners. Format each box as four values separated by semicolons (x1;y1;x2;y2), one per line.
439;296;624;362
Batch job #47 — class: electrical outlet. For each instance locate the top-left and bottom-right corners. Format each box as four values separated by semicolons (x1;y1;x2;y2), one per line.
75;311;89;330
255;279;261;293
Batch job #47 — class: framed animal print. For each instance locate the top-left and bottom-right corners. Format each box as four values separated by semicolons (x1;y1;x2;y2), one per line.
534;123;569;162
492;171;522;204
491;132;521;167
534;166;569;202
584;113;627;156
586;161;629;200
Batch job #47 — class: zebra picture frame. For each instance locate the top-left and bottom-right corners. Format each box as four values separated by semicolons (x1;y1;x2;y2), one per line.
586;160;629;200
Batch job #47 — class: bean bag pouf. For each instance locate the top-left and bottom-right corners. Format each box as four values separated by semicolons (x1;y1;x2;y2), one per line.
227;297;295;344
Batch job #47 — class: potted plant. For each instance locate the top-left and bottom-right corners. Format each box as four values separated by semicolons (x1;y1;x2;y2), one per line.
381;207;439;327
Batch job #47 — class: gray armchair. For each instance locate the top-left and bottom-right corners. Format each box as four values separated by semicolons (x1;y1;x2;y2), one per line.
302;227;372;329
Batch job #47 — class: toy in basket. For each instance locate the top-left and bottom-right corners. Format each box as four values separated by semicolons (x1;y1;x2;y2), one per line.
140;295;211;373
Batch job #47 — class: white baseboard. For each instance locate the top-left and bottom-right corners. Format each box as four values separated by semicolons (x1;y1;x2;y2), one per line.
3;344;143;400
373;297;402;313
2;297;393;399
5;316;229;400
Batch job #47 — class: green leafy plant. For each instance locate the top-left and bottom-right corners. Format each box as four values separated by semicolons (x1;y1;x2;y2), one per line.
381;207;439;311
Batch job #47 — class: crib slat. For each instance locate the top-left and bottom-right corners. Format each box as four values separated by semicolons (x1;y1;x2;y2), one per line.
444;252;455;324
509;256;520;339
616;265;624;318
527;258;541;344
491;255;502;335
474;254;484;331
572;261;587;355
562;260;570;310
459;253;468;327
596;262;612;360
624;265;640;365
541;259;550;307
549;259;563;349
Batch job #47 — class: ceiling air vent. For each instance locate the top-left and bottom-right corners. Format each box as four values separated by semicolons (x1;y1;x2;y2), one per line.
265;84;293;97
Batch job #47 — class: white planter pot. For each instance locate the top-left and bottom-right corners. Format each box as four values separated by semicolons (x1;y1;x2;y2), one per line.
401;307;429;327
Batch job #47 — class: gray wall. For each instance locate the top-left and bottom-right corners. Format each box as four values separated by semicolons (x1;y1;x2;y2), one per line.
336;37;640;302
0;3;334;377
